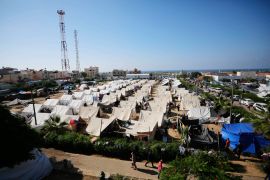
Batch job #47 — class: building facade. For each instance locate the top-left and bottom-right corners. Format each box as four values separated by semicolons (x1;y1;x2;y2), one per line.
84;66;99;79
112;69;127;77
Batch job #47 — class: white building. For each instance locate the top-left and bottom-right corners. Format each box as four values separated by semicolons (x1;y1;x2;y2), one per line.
237;71;256;79
126;74;150;79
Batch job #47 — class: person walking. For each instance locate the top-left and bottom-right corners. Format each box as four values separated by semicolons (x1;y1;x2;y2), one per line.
145;149;154;167
225;138;230;150
157;160;163;179
130;151;137;170
235;142;243;159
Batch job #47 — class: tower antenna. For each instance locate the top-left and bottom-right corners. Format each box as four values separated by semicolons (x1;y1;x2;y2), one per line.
74;30;80;72
57;10;70;71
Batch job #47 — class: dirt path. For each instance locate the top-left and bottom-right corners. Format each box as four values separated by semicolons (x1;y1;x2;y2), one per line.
229;158;266;179
43;148;159;180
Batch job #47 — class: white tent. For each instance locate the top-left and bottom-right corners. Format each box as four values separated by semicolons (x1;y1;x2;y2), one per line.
187;107;211;120
112;107;132;121
149;100;167;114
69;100;84;114
82;95;94;105
86;117;115;136
73;92;85;100
180;94;201;111
22;104;43;122
120;101;136;109
50;105;74;122
43;99;59;107
59;94;73;105
30;113;50;129
79;84;88;91
79;106;99;123
139;110;164;128
22;104;43;114
100;93;117;106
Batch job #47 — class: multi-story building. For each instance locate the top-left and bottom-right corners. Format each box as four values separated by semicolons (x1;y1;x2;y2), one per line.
236;71;256;79
84;66;99;79
112;69;127;77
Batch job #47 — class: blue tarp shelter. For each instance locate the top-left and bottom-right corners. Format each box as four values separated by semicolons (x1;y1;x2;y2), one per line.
221;123;270;155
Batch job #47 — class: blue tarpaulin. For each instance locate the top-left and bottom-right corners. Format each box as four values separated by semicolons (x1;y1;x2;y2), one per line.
221;123;270;155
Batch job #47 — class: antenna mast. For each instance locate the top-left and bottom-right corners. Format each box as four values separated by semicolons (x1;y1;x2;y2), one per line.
74;30;80;72
57;10;70;71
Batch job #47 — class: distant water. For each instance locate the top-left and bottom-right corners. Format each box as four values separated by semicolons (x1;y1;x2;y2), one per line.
142;68;270;73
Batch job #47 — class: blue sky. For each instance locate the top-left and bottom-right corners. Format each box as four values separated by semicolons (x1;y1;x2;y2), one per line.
0;0;270;72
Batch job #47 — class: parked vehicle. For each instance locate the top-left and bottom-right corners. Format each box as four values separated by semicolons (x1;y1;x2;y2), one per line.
253;103;268;112
240;98;254;106
232;95;240;101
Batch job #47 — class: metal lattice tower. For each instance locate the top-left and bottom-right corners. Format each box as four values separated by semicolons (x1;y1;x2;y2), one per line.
74;30;80;72
57;10;70;71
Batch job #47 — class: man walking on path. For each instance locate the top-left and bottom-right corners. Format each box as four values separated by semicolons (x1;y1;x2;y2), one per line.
130;152;137;170
157;160;163;179
145;150;154;167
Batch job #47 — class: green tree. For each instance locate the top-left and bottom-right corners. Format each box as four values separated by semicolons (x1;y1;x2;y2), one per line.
0;106;41;168
190;72;202;79
41;115;67;138
81;72;87;78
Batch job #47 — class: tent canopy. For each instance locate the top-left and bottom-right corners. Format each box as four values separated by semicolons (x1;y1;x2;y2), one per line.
221;123;270;154
112;107;132;121
86;117;115;136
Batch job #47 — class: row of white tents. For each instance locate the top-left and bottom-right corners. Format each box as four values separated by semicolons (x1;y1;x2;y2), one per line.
170;78;230;124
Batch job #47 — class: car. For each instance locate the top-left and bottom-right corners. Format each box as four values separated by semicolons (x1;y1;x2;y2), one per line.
253;103;268;112
232;95;240;101
240;98;254;106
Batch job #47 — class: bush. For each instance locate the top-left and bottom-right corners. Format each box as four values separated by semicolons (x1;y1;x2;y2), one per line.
0;106;42;168
43;131;94;154
43;133;182;162
93;138;181;162
160;152;241;180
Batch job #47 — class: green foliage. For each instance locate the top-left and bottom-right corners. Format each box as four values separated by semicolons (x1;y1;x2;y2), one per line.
190;72;202;79
203;76;213;82
0;106;42;168
179;79;196;91
43;133;181;162
94;138;181;162
41;116;67;137
231;106;257;121
81;72;87;78
43;131;94;154
160;152;241;180
251;118;270;139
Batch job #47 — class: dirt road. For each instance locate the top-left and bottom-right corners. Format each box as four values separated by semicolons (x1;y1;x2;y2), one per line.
43;148;159;180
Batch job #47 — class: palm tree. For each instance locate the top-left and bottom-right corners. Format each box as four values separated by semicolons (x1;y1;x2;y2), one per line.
41;115;67;137
179;126;190;147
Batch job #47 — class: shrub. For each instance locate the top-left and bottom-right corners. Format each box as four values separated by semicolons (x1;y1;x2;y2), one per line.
43;132;182;162
160;152;241;180
43;131;94;154
0;106;42;168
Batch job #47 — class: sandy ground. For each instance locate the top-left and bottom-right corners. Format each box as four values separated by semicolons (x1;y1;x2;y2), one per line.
9;92;64;113
43;148;266;180
43;148;159;180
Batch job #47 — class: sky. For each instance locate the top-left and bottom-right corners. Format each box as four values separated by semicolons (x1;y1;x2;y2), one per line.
0;0;270;72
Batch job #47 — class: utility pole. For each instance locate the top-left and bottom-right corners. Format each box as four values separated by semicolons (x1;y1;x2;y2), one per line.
74;30;80;72
57;10;70;71
31;89;37;125
230;80;234;123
